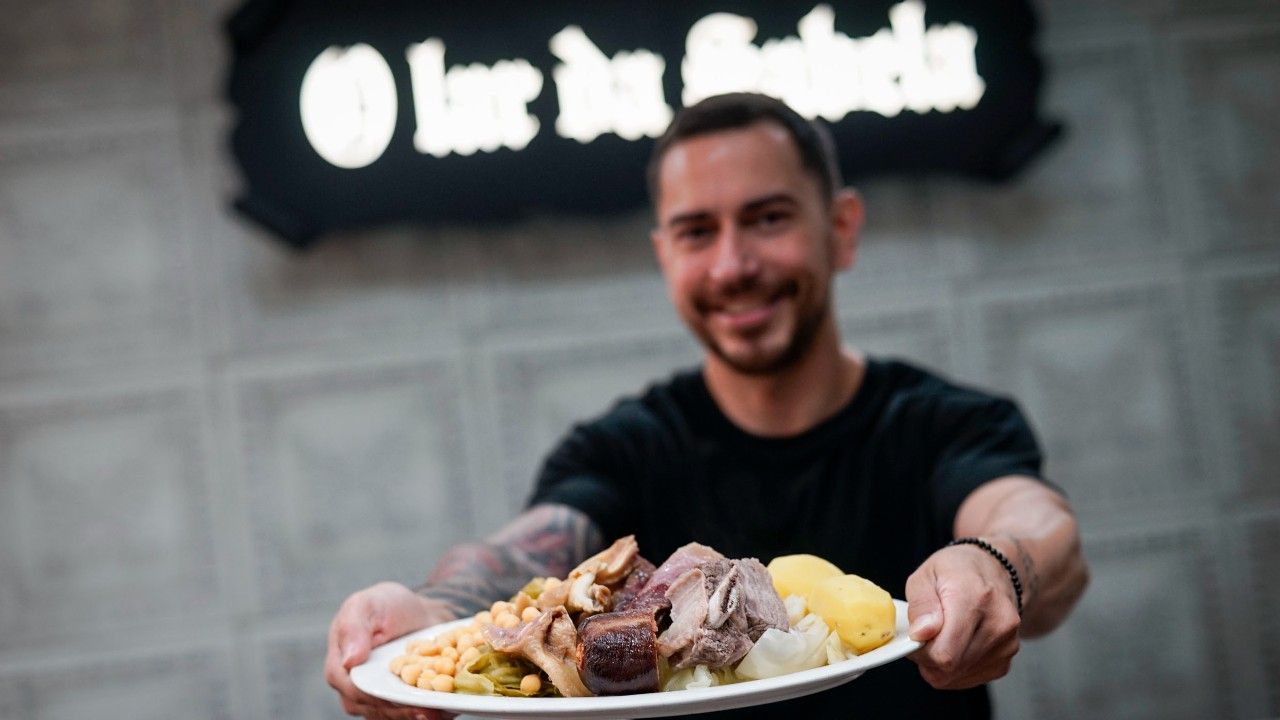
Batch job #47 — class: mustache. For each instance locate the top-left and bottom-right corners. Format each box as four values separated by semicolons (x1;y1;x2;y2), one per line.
693;278;799;313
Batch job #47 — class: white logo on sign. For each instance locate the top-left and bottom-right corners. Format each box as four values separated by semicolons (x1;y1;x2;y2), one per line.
549;26;672;143
406;39;543;157
299;44;398;169
682;1;985;119
299;3;986;167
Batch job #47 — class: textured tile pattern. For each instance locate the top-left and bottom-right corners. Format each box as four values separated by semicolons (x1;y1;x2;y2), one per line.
0;386;218;649
1023;529;1232;720
0;2;1276;718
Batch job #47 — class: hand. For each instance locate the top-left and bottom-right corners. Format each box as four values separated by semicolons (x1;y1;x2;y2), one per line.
904;541;1021;690
324;581;458;720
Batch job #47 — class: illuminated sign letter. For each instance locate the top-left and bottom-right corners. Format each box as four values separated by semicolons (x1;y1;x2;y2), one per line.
299;44;399;169
550;26;673;143
681;2;985;119
406;39;544;157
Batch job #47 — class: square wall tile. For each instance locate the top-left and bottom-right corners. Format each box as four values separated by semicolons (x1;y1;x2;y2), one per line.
976;281;1200;509
1210;269;1280;500
1023;528;1232;719
0;119;195;376
0;387;218;648
1177;27;1280;252
234;358;474;615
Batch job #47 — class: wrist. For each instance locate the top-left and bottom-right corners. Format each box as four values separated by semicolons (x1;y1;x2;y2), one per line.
948;536;1023;615
411;583;470;620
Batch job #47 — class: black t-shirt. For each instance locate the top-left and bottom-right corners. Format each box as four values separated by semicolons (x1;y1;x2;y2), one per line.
527;357;1045;719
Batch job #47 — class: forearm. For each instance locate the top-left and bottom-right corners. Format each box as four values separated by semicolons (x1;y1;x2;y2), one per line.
954;476;1089;637
414;503;605;617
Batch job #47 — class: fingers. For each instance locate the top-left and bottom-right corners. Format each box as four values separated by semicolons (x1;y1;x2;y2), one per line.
918;630;1019;689
905;566;943;643
324;584;451;718
326;592;379;712
908;550;1022;690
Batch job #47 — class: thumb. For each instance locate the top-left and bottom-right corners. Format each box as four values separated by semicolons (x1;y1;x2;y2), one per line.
905;568;943;642
338;606;375;670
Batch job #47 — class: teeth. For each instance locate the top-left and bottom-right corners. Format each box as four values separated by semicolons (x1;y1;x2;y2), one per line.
720;301;770;313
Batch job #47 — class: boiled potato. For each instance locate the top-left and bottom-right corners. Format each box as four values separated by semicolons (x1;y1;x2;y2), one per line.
808;574;895;654
767;554;844;602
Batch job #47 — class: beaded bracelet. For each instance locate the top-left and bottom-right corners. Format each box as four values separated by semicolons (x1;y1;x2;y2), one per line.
947;537;1023;616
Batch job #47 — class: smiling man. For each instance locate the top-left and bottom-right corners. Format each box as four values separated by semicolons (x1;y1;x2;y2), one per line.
325;93;1088;720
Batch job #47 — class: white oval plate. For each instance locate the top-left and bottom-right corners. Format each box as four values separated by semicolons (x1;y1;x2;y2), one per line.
351;599;920;719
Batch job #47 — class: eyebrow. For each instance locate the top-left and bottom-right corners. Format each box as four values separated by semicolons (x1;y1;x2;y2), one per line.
664;192;800;228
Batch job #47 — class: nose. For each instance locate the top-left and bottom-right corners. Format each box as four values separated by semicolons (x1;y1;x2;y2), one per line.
708;227;760;287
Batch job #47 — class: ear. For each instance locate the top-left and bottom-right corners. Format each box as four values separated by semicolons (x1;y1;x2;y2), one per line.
830;188;863;270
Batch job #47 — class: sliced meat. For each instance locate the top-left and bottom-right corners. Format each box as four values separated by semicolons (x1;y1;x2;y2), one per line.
655;567;708;657
734;558;790;641
576;609;661;695
611;556;656;610
483;607;592;697
656;559;770;670
535;535;640;616
640;542;725;598
670;623;754;670
703;560;742;629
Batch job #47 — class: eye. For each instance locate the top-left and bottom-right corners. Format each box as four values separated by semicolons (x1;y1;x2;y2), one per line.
675;224;714;244
751;208;792;231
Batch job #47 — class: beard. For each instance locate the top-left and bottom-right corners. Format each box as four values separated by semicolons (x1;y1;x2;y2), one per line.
690;277;831;376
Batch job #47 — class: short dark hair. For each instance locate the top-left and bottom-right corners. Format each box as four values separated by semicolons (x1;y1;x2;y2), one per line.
646;93;843;208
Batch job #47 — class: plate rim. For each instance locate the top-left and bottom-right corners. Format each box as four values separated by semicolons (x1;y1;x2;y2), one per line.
350;599;920;717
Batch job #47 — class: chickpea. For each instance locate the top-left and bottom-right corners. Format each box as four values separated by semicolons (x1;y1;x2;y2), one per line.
543;577;562;591
430;674;455;693
475;611;494;625
433;657;456;676
415;668;438;689
441;646;459;661
400;663;424;686
520;674;542;695
459;646;481;667
420;641;442;657
460;632;480;650
389;655;411;674
489;601;509;616
521;606;541;623
495;612;520;629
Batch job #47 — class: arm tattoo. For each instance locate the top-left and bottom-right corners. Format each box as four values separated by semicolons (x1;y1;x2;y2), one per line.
413;504;606;617
1007;535;1041;608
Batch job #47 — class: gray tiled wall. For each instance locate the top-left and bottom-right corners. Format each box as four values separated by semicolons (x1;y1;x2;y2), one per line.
0;1;1277;718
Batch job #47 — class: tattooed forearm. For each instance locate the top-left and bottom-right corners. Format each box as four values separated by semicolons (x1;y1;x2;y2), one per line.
1006;534;1041;609
414;504;605;616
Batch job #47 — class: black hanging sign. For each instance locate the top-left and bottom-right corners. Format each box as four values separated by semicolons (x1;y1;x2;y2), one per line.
226;0;1060;247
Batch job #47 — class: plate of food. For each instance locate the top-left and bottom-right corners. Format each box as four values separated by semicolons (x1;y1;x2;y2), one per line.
351;540;921;719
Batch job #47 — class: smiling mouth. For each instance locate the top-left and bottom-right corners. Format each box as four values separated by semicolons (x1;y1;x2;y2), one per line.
703;284;794;331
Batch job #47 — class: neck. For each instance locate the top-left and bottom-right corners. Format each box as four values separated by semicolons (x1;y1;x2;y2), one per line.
703;317;866;438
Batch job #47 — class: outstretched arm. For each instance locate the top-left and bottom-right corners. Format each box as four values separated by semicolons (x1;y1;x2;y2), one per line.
325;503;606;719
906;476;1088;689
414;503;607;616
951;475;1088;637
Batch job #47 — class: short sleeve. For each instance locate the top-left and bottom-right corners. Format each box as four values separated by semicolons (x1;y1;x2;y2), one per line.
929;396;1046;538
525;413;637;543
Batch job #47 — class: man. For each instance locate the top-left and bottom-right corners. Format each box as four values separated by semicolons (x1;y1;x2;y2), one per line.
325;93;1088;720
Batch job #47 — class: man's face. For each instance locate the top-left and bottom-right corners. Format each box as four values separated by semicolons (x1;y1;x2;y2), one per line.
651;121;857;375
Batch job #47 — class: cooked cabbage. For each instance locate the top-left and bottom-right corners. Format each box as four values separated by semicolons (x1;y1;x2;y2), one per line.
783;594;808;626
825;629;852;665
517;577;546;600
661;663;738;691
454;647;558;697
734;613;830;680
